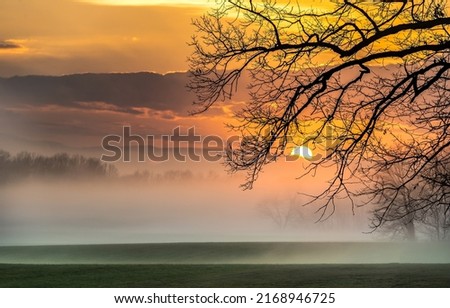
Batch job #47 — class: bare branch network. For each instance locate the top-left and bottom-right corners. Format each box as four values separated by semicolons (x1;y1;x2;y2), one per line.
188;0;450;227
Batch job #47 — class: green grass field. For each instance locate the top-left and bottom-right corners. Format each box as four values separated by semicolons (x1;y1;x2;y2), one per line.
1;242;449;287
1;264;450;287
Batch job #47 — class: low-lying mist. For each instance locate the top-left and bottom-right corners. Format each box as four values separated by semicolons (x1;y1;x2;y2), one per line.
0;242;449;264
0;165;371;245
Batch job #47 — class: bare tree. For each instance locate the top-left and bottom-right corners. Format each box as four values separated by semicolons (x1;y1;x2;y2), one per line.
369;165;420;240
420;203;450;239
369;161;450;239
257;194;303;229
417;160;450;239
188;0;450;225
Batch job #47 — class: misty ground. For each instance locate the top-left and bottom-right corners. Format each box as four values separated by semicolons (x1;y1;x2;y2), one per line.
1;242;449;264
0;242;449;287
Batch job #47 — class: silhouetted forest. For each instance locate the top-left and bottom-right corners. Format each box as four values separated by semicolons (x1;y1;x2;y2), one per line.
0;150;117;184
0;150;216;185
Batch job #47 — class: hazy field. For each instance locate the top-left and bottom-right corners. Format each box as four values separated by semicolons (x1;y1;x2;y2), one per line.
1;242;449;264
1;242;449;287
1;264;450;288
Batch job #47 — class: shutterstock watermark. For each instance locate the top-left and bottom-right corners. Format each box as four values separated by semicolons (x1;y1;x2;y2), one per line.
101;126;337;163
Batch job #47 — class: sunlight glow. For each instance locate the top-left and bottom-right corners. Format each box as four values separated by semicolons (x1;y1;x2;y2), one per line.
290;146;314;160
77;0;211;6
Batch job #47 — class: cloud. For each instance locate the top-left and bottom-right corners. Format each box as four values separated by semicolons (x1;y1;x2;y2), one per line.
75;101;143;115
0;72;196;115
0;71;250;151
0;71;251;115
0;40;21;49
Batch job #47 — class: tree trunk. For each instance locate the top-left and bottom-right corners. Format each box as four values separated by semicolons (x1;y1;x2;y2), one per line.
405;220;416;241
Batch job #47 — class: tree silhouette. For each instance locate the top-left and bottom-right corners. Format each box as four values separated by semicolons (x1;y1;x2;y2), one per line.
416;160;450;239
367;162;450;239
188;0;450;224
0;150;117;183
368;164;420;240
257;194;303;229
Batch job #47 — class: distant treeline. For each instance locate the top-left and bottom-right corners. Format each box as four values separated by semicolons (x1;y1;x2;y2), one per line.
121;170;195;183
0;150;117;183
0;150;217;185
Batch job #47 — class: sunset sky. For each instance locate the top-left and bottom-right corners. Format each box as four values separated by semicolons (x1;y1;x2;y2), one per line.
0;0;329;153
0;0;208;77
0;0;331;77
0;0;401;244
0;0;332;183
0;0;232;153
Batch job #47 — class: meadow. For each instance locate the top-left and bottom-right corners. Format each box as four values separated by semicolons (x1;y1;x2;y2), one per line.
0;242;449;287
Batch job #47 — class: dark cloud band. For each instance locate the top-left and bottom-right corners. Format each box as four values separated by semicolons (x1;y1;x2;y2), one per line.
0;40;21;49
0;72;196;115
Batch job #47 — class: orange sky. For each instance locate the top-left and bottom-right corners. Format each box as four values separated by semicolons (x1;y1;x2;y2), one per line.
0;0;431;156
2;0;449;245
0;1;226;149
0;1;400;243
0;0;209;76
0;0;334;76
